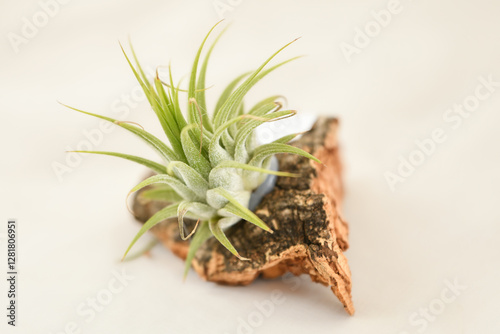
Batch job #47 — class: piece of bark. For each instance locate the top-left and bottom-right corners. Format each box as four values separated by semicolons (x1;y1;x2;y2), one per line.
132;117;354;315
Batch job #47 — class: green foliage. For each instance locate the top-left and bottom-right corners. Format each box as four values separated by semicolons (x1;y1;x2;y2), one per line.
65;22;320;274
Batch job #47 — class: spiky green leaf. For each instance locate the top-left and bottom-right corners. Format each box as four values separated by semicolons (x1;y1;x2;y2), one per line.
167;161;209;198
214;46;300;128
180;125;212;178
209;218;248;260
210;187;272;233
140;186;183;203
62;104;178;162
70;151;166;174
184;221;212;279
123;203;179;260
129;174;201;202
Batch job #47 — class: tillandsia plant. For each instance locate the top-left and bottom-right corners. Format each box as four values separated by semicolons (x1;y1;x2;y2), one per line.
63;22;320;276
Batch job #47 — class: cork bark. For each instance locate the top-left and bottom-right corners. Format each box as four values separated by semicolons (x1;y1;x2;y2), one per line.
132;117;354;315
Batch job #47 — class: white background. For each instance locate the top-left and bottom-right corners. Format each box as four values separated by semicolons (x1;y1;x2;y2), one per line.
2;0;500;333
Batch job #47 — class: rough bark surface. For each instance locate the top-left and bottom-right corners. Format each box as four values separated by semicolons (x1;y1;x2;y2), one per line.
132;117;354;315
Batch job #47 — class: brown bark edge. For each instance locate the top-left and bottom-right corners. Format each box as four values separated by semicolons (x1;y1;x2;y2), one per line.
132;117;354;315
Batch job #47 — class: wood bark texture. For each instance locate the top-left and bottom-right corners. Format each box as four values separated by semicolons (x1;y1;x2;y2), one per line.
132;117;354;315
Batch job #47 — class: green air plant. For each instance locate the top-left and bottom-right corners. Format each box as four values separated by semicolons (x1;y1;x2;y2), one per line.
63;22;320;276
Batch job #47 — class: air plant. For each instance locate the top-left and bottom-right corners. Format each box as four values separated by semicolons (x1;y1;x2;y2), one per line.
63;22;320;276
